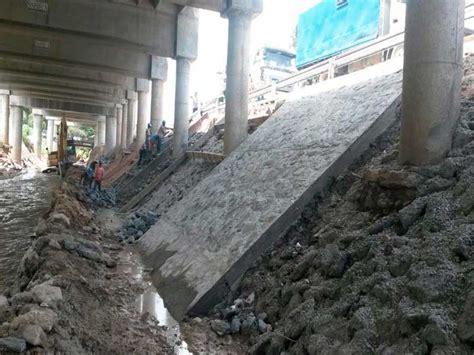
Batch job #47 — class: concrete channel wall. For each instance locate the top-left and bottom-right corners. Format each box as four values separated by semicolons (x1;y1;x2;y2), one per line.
139;60;404;320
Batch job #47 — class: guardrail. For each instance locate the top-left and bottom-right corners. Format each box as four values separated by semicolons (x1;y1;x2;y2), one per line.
197;4;474;121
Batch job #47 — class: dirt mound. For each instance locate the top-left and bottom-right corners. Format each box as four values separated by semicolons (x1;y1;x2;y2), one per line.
208;67;474;354
0;181;174;354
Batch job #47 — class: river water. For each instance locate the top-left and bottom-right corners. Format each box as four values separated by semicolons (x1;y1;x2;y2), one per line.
0;170;60;292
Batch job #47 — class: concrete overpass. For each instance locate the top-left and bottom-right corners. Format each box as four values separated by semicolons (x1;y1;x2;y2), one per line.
0;0;262;162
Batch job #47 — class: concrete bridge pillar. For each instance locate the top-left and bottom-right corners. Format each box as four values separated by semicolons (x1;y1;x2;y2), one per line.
115;105;123;150
94;123;99;147
173;7;199;158
105;115;117;154
151;56;168;133
0;92;10;145
223;1;262;155
400;0;465;166
46;118;55;152
33;114;43;158
52;121;60;152
10;105;23;163
126;91;138;147
121;102;128;149
98;118;106;147
136;79;150;147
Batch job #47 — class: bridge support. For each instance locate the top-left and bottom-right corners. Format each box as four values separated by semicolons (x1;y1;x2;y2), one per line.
46;118;55;152
52;121;60;152
173;7;199;158
223;1;262;155
137;79;150;147
33;114;43;158
151;56;168;133
105;115;117;154
121;102;128;149
115;105;123;150
98;119;106;147
400;0;465;165
10;105;23;163
127;91;138;147
0;92;9;145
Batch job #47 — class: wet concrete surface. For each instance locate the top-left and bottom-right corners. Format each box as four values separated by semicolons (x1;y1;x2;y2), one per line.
0;170;60;291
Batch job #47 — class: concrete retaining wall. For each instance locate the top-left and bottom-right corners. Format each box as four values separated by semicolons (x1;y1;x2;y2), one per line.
139;61;404;320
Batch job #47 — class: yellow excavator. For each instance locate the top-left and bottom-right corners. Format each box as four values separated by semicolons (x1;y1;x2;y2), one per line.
46;116;76;174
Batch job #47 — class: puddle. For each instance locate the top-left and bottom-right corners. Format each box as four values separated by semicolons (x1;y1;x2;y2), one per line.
118;249;191;355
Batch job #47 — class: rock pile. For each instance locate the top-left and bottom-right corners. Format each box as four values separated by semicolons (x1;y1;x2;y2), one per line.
0;281;62;349
0;144;23;177
211;68;474;354
84;188;117;207
119;210;160;243
209;293;272;338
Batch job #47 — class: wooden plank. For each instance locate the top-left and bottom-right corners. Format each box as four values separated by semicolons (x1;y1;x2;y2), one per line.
119;121;219;212
187;151;225;163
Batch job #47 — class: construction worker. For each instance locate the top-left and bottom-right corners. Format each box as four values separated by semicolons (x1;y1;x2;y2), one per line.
93;161;105;192
146;123;152;151
138;142;148;165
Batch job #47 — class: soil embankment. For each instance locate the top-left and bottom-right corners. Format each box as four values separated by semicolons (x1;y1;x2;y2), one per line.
0;175;175;353
206;60;474;354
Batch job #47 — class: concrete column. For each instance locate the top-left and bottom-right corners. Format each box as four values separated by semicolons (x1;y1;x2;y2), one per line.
94;123;99;147
121;102;128;149
10;105;23;163
33;114;43;158
173;57;191;158
223;6;255;155
127;96;137;146
105;115;117;154
126;90;138;147
115;105;123;149
150;56;168;132
0;93;10;145
46;118;55;152
52;121;60;152
173;7;199;158
136;79;150;146
98;119;106;147
399;0;465;166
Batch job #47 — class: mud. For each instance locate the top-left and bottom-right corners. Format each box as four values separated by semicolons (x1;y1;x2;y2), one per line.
207;61;474;354
0;174;176;353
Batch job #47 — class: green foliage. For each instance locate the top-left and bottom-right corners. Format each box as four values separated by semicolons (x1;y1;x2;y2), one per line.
68;126;95;141
22;109;33;146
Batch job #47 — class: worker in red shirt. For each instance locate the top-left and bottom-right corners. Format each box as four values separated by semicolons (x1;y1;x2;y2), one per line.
94;161;105;192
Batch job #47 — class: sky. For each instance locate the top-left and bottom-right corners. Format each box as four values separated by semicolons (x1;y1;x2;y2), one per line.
162;0;321;122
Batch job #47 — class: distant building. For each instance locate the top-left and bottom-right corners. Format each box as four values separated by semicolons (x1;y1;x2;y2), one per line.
250;47;296;91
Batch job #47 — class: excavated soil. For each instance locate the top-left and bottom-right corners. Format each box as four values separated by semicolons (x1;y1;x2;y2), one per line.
0;174;175;354
207;63;474;354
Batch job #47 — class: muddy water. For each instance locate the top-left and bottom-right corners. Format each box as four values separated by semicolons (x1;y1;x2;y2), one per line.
0;171;60;291
118;249;192;355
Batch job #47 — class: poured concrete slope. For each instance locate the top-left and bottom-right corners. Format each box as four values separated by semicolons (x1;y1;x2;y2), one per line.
139;62;403;320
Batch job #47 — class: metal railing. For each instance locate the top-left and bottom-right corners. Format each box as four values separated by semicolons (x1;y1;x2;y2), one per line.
196;3;474;122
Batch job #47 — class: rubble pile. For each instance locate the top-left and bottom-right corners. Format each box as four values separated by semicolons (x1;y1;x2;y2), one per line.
82;188;117;208
208;67;474;354
0;182;172;353
118;210;160;243
0;144;23;177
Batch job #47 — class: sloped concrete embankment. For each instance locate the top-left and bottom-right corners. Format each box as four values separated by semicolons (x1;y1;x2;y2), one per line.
139;61;404;320
213;65;474;354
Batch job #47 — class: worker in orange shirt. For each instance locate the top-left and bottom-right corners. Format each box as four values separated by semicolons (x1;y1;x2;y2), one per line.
94;161;105;192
